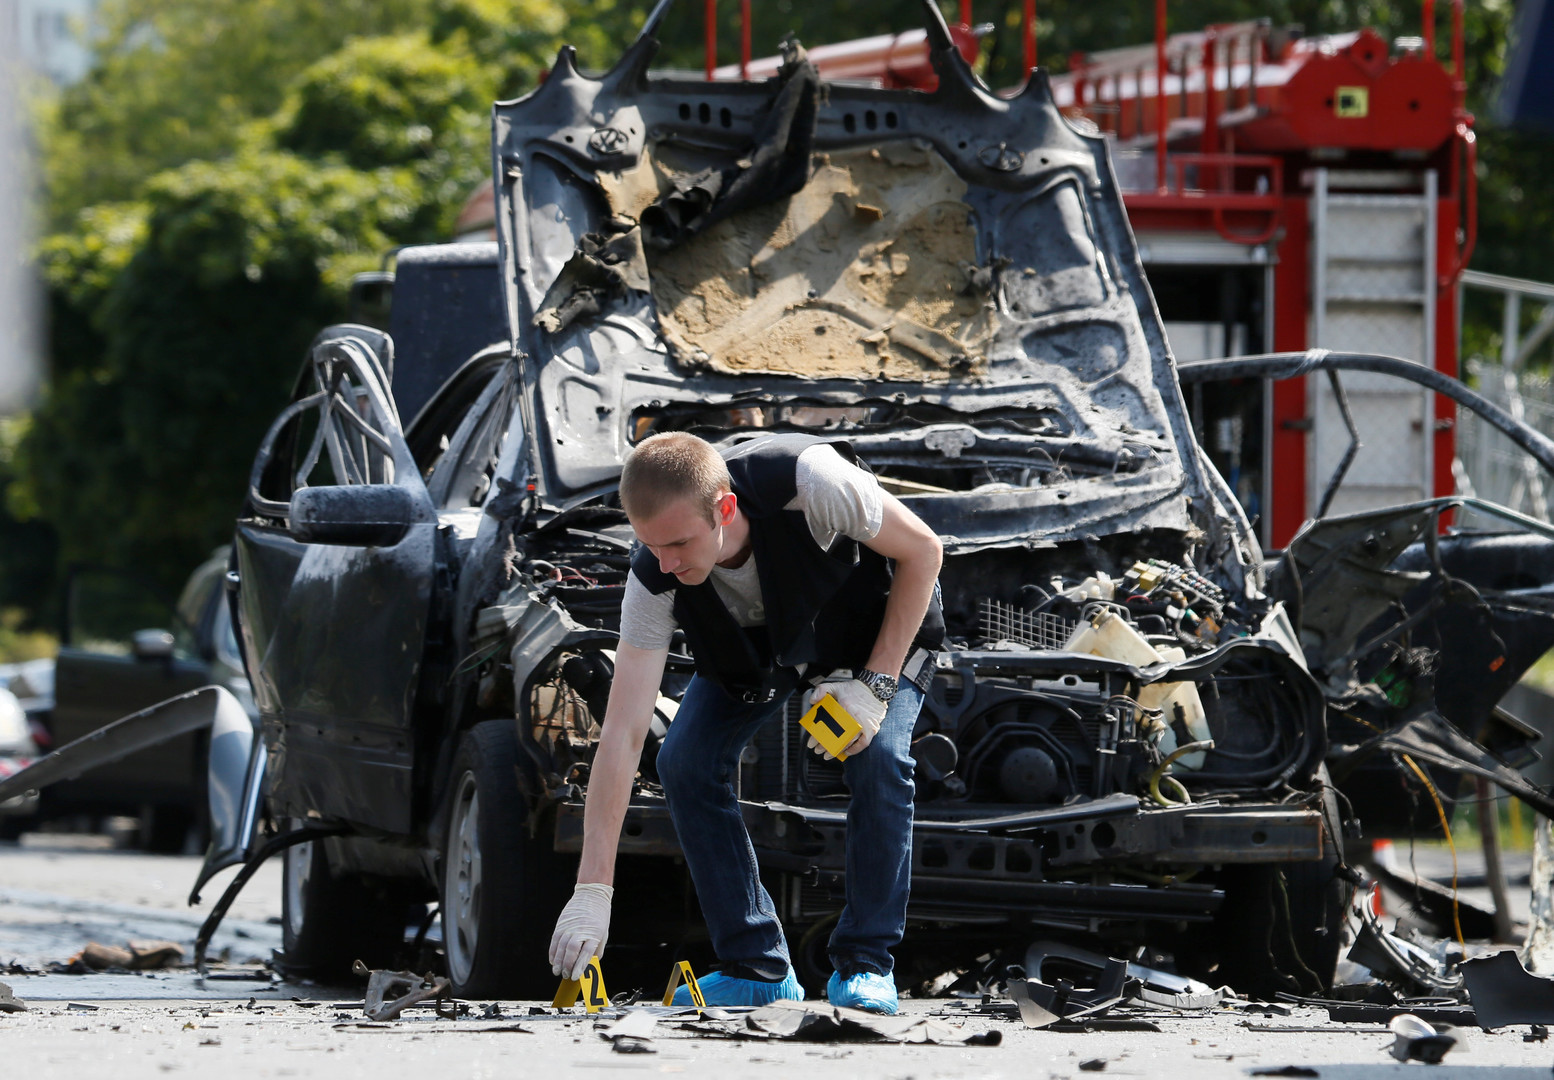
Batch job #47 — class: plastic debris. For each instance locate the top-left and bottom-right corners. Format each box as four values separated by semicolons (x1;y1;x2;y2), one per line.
1460;950;1554;1028
1005;956;1130;1029
1388;1013;1464;1063
600;1009;659;1053
0;980;25;1013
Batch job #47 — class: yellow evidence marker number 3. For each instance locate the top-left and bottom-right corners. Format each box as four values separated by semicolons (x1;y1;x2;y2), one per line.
553;956;609;1012
662;960;706;1008
799;693;863;761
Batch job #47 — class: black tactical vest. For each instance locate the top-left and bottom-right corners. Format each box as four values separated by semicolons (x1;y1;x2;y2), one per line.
629;434;945;698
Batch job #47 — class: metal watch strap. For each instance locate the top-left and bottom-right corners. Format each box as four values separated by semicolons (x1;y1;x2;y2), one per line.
858;668;898;702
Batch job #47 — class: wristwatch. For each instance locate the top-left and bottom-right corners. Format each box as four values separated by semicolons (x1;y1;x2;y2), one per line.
857;668;898;703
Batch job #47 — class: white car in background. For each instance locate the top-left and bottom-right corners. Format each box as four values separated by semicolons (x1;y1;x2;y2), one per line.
0;682;39;838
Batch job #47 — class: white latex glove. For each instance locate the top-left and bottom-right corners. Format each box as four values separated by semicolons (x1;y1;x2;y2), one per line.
549;881;614;980
803;674;888;759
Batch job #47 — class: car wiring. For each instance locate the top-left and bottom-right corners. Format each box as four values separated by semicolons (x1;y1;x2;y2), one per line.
1399;751;1464;945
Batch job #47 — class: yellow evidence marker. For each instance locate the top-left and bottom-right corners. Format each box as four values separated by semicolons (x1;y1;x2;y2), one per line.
552;955;610;1012
662;960;707;1008
799;693;863;761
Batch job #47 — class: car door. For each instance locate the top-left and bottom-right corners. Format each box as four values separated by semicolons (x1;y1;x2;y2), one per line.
234;327;438;833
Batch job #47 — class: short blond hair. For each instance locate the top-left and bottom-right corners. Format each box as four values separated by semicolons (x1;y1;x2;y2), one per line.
619;432;731;525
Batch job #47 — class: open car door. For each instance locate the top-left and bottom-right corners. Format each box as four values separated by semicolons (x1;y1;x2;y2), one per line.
234;328;437;833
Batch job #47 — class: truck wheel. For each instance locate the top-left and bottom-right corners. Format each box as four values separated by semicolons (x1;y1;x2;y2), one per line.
441;719;559;999
281;824;405;979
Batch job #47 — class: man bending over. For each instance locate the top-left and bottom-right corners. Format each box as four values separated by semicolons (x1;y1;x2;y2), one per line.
549;431;943;1013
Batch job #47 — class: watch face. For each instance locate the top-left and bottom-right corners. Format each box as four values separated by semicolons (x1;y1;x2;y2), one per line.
863;671;897;700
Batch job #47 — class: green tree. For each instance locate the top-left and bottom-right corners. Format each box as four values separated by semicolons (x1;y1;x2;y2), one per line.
17;0;581;604
16;153;417;587
38;0;569;227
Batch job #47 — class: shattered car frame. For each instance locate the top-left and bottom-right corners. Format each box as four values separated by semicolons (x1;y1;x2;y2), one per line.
12;0;1554;1003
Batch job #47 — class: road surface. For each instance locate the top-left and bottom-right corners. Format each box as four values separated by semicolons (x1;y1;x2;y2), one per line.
3;834;1553;1079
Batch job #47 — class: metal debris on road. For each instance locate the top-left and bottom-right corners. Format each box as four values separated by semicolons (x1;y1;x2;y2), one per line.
331;1022;533;1034
1022;943;1229;1013
0;980;25;1013
1283;995;1478;1027
351;959;452;1022
722;999;1000;1045
202;969;275;982
1460;950;1554;1028
1237;1024;1390;1034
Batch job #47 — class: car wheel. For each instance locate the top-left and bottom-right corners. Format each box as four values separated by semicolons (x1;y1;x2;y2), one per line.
441;718;558;999
280;823;404;979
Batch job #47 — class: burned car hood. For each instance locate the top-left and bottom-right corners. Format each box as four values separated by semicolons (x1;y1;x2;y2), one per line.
491;2;1229;550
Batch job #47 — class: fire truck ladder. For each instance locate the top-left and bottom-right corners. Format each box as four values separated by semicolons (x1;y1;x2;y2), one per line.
1310;169;1439;515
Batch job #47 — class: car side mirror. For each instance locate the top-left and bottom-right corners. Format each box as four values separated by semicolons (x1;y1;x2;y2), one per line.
132;629;175;662
288;484;419;547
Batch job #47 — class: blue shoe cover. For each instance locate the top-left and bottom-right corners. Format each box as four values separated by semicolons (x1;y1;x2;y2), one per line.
827;970;898;1015
672;968;805;1006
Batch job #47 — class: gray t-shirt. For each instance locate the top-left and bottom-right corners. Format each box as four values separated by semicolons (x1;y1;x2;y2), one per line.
618;444;885;651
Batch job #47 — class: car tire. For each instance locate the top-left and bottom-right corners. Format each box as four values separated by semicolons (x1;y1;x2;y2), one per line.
280;823;405;979
441;718;559;999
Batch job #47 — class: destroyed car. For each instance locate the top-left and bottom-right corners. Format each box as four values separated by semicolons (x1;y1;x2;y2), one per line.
198;0;1554;998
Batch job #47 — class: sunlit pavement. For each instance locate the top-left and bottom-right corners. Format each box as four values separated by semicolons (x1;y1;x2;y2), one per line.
4;836;1554;1079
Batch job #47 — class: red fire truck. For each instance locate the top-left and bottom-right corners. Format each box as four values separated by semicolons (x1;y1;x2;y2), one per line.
1049;3;1475;548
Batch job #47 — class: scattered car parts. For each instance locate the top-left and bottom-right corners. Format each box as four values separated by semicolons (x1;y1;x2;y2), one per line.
1460;951;1554;1029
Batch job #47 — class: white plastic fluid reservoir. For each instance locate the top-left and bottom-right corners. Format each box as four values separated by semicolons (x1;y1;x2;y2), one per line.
1061;574;1116;603
1141;646;1211;770
1064;613;1211;770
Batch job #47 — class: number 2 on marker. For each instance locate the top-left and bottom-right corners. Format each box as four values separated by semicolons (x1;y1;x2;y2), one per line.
581;956;609;1011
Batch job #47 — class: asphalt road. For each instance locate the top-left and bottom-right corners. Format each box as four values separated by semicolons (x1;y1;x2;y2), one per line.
4;835;1554;1079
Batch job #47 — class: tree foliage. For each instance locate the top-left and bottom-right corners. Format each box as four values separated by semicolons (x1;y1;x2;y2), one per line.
16;0;578;606
17;152;416;584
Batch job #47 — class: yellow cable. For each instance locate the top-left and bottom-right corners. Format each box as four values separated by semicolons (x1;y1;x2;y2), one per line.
1400;753;1463;945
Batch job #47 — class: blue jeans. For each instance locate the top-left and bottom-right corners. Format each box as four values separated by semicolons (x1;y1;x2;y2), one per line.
655;674;924;979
